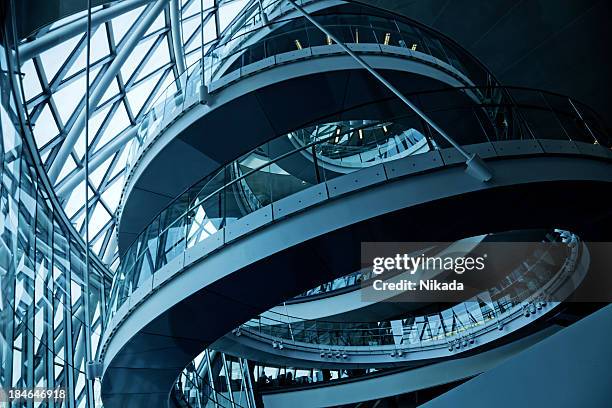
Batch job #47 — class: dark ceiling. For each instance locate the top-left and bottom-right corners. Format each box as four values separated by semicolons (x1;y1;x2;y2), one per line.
364;0;612;128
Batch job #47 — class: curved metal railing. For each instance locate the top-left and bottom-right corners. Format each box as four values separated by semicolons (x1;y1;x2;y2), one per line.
107;84;609;323
173;231;584;402
228;231;582;350
123;1;501;183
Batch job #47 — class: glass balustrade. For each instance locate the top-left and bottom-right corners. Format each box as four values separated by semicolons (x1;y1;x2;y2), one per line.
107;85;609;323
124;2;504;174
291;245;439;299
172;232;581;403
236;232;580;349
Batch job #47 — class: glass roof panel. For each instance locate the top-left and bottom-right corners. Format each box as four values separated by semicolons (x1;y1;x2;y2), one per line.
20;60;41;99
18;0;257;267
109;146;130;180
101;178;124;211
56;155;77;184
203;15;217;43
100;103;131;146
39;36;81;82
32;103;59;146
112;6;147;44
89;203;112;237
90;156;114;188
126;71;164;116
89;105;114;150
119;34;157;81
99;78;121;106
53;75;85;123
137;41;171;80
66;26;111;77
182;13;201;40
219;0;249;32
146;11;167;36
183;0;201;18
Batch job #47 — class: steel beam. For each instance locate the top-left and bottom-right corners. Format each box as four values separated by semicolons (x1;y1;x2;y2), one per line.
169;0;186;74
103;233;118;265
55;124;137;196
18;0;155;61
47;0;169;183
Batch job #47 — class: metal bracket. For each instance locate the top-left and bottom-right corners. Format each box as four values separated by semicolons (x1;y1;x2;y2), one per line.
465;153;493;182
86;360;104;379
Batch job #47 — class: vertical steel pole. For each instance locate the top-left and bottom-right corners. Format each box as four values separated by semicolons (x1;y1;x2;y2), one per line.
84;1;96;406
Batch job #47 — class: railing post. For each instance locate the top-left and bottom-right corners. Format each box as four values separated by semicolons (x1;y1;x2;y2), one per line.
311;145;322;183
568;97;599;144
420;119;436;151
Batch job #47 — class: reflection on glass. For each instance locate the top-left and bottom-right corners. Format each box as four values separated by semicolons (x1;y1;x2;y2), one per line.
239;231;579;349
108;82;610;324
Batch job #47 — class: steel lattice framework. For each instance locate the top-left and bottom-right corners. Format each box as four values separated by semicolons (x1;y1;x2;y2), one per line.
17;0;252;270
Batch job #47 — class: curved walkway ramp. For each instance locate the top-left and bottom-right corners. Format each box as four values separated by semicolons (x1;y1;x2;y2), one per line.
211;233;587;369
421;303;612;408
256;237;485;324
118;52;481;252
100;142;612;408
116;1;497;253
260;325;560;408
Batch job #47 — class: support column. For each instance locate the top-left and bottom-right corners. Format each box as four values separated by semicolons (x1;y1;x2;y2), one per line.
169;0;186;74
47;0;169;183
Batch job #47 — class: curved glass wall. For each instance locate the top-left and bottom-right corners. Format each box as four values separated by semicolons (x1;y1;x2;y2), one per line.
1;41;110;407
108;85;609;322
288;120;433;172
253;363;381;388
238;231;579;349
292;268;379;300
125;2;503;174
